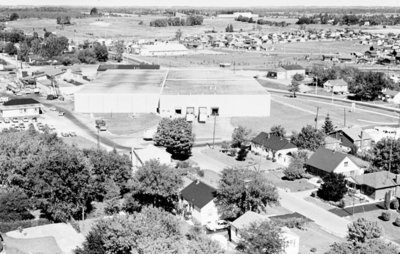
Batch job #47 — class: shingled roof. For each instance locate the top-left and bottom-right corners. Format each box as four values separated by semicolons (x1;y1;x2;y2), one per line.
353;171;399;189
252;132;296;151
181;181;216;209
3;98;40;106
306;147;348;173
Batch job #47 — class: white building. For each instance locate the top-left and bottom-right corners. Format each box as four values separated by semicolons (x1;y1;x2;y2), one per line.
281;65;306;80
251;132;297;166
0;98;42;118
230;211;299;254
131;145;172;169
323;79;349;94
74;69;271;119
180;180;219;225
138;43;189;56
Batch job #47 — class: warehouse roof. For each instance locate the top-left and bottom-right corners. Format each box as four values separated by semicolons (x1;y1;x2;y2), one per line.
163;70;267;95
75;69;168;94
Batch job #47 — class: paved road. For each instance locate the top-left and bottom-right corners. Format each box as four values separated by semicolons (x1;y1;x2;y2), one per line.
191;147;227;173
279;189;349;238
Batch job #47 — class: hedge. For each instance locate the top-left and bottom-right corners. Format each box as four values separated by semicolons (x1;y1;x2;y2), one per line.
0;219;52;233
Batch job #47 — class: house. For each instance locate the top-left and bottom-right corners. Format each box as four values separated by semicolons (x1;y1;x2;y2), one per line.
306;147;365;177
266;67;286;80
281;65;305;80
251;132;297;166
0;98;42;118
323;79;348;94
382;90;400;104
350;171;400;200
180;180;218;225
230;211;299;254
329;126;372;151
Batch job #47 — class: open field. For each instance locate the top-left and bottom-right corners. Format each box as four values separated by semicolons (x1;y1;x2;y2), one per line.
231;94;400;134
7;16;269;42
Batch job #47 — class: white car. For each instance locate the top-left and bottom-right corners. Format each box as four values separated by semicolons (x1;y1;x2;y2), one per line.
205;220;229;231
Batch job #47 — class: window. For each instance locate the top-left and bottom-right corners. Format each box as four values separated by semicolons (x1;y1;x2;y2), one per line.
211;107;219;116
175;108;182;115
344;161;348;167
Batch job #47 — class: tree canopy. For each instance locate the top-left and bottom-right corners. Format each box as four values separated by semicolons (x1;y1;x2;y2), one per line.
347;218;383;243
153;118;195;159
317;172;347;202
0;189;34;222
237;221;285;254
291;125;325;151
322;114;335;134
93;42;108;62
215;167;279;220
231;126;252;148
371;138;400;174
75;207;223;254
270;125;286;138
131;159;183;211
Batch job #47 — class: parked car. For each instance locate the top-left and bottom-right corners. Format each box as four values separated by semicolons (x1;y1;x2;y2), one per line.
58;111;65;116
12;118;18;123
49;106;57;111
205;220;229;232
23;117;28;122
69;132;77;137
4;118;10;123
61;132;70;137
32;117;37;122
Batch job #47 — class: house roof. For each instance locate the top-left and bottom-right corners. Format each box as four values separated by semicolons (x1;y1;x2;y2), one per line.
252;132;296;151
181;181;216;209
3;98;40;106
352;171;398;189
334;127;372;143
382;89;400;97
3;235;62;254
306;147;348;173
325;79;348;87
230;211;270;230
281;64;305;71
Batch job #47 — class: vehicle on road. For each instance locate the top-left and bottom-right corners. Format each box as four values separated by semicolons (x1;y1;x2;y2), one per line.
95;119;107;131
58;111;65;116
4;118;10;123
205;220;229;232
12;118;18;123
23;117;28;122
49;106;57;111
69;132;77;137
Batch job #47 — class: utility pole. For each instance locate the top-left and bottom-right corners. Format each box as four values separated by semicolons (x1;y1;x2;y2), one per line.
315;107;320;129
212;114;217;149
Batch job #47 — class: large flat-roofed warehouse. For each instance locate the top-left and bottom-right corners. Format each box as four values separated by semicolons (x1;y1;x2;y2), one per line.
74;69;168;113
160;70;270;118
74;69;270;118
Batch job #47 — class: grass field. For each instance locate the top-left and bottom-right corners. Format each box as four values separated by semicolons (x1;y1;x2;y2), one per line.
264;171;317;192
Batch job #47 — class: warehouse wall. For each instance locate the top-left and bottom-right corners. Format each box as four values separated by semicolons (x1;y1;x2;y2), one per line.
159;94;270;117
74;93;160;113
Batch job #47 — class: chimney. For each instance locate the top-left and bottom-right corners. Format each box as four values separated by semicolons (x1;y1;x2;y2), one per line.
196;178;200;184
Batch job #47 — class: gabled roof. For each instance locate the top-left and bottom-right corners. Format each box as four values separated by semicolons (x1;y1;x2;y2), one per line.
230;211;270;230
252;132;296;151
306;147;348;173
281;64;305;71
382;89;400;97
352;171;398;189
325;79;348;87
333;127;372;143
181;181;216;209
3;98;40;106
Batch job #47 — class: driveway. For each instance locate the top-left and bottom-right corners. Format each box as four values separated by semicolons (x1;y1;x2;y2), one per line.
329;202;384;217
278;189;349;238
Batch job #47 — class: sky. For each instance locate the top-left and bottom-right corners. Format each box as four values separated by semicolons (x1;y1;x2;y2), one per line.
1;0;400;7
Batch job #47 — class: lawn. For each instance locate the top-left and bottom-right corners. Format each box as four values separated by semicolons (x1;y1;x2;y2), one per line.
352;209;400;244
264;171;317;192
304;196;336;211
292;222;344;254
94;113;161;136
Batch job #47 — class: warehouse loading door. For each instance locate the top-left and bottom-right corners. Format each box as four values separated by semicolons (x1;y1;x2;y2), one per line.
186;107;195;122
198;107;207;123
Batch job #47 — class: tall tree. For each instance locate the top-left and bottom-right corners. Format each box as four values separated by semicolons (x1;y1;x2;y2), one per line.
231;126;252;148
237;221;285;254
317;172;347;202
153;118;195;159
215;167;279;220
114;40;124;62
348;71;394;101
17;41;30;61
40;35;69;58
31;38;41;55
90;7;98;16
9;13;19;21
347;218;383;244
322;114;335;134
93;42;108;62
371;138;400;174
4;42;17;55
291;125;325;151
131;159;183;211
288;80;300;98
270;125;286;138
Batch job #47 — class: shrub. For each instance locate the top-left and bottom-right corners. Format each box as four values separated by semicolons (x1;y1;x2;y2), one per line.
122;195;141;214
0;219;51;233
276;217;308;230
391;199;399;210
338;199;345;208
104;198;122;215
395;218;400;227
381;211;391;221
310;247;317;252
310;191;317;197
197;169;205;177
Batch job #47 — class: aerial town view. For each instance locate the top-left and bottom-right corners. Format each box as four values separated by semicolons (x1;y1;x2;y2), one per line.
2;0;400;253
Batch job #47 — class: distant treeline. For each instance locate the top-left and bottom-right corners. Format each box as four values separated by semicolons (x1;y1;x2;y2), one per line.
0;7;84;20
150;15;204;27
296;13;400;26
235;15;289;27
